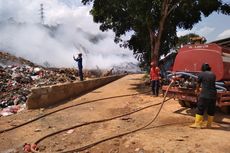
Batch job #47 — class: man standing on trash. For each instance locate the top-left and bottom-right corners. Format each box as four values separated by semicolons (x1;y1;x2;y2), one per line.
150;62;161;96
73;53;83;81
190;63;217;128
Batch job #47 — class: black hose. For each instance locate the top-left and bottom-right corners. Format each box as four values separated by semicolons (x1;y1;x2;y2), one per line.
34;97;173;145
60;81;175;153
0;91;151;134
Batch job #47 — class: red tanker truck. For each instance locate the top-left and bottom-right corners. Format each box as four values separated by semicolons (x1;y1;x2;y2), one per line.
162;43;230;109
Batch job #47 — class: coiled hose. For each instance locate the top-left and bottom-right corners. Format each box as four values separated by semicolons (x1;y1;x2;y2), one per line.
58;81;175;153
31;81;174;153
29;81;175;153
167;71;227;91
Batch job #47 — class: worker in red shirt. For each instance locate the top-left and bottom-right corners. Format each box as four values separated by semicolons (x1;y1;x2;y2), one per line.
150;62;161;96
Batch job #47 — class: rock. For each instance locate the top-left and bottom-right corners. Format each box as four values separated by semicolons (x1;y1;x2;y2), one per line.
34;128;41;132
40;108;45;112
175;138;184;141
121;117;132;121
66;129;74;134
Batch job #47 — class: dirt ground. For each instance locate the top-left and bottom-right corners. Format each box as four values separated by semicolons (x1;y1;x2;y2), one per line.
0;74;229;153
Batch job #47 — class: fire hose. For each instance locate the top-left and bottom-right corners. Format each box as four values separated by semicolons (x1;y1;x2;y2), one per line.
167;71;227;91
31;81;175;153
0;91;151;134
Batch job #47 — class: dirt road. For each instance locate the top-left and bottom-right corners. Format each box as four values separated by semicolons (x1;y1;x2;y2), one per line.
0;74;229;153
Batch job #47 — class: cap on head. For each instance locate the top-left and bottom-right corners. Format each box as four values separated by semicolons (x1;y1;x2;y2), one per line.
201;63;211;71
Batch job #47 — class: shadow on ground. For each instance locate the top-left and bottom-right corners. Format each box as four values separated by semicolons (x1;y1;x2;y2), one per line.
174;107;230;131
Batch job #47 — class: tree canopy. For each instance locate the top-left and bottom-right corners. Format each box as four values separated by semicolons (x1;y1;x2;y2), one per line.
82;0;230;66
177;33;207;47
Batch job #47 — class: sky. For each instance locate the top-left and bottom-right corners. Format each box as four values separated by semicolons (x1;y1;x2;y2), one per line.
0;0;137;68
177;12;230;42
177;0;230;42
60;0;230;42
0;0;229;68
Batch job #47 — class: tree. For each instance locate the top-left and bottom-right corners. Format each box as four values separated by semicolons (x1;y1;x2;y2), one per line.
177;33;207;47
82;0;230;66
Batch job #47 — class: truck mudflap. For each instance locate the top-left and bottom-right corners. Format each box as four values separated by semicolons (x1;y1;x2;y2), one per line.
162;85;230;107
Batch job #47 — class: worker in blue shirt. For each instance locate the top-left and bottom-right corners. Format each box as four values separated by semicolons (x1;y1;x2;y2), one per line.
73;53;83;81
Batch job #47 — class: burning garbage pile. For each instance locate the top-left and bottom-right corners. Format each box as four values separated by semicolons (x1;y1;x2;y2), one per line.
0;52;84;116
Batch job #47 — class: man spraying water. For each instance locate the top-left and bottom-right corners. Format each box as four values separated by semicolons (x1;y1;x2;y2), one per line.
73;53;83;81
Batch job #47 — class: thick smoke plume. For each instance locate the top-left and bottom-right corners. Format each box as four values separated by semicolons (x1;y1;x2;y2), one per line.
0;0;137;69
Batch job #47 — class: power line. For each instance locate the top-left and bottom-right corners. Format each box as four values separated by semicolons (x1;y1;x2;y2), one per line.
40;3;45;24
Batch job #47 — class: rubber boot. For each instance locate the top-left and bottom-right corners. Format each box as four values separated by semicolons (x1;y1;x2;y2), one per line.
189;114;203;128
206;115;214;128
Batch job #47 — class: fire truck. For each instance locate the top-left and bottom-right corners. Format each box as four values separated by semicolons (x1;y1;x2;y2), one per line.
162;37;230;111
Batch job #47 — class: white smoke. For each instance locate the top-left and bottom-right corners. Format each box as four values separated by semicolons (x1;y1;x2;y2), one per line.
0;0;138;69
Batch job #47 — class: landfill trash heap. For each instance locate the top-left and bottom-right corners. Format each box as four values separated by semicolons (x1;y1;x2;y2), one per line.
0;51;138;116
0;51;97;116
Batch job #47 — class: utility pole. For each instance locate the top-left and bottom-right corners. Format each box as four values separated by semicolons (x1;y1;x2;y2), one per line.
40;3;44;24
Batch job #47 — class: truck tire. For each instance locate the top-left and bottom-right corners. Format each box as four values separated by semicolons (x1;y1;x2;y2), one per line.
184;101;196;108
178;100;186;107
219;106;230;114
179;100;196;108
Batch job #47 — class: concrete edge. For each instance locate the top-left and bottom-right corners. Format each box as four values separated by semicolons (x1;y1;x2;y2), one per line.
26;75;125;109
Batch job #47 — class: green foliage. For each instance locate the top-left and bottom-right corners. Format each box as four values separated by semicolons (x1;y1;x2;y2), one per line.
81;0;230;66
176;33;206;47
198;0;221;16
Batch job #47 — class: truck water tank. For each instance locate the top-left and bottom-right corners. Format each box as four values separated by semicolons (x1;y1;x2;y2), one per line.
173;43;230;81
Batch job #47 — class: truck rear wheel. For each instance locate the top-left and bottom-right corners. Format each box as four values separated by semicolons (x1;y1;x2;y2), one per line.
219;106;230;114
185;101;196;108
178;100;186;107
179;100;196;108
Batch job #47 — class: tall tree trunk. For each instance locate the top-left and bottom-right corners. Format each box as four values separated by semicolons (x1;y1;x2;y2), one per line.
148;24;155;63
153;0;170;66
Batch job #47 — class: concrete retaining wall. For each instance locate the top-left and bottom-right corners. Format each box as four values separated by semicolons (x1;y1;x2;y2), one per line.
26;75;124;109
